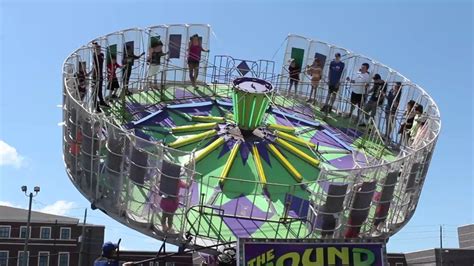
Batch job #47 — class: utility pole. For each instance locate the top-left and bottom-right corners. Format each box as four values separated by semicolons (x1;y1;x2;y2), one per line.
78;208;88;266
439;225;443;266
21;185;40;266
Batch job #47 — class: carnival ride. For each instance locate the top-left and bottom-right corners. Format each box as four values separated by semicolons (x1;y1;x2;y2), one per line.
62;24;440;257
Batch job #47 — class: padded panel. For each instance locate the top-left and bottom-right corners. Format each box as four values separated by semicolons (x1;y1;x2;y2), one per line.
129;147;148;185
169;34;182;59
159;160;182;196
314;183;348;234
374;171;399;225
406;163;421;191
345;181;376;238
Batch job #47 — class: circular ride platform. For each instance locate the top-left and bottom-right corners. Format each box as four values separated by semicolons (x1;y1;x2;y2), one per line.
61;24;441;255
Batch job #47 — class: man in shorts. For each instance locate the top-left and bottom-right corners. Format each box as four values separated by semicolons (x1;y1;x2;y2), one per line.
322;53;345;114
346;63;371;118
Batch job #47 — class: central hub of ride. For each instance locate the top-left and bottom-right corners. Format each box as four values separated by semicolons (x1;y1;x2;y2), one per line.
232;77;274;136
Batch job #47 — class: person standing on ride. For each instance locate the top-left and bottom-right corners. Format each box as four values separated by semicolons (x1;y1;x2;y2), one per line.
75;61;87;100
346;63;371;118
147;40;168;89
187;34;209;88
322;53;345;113
92;42;107;111
122;45;144;94
306;58;322;104
107;55;122;99
287;59;301;96
398;99;416;144
359;73;386;127
159;177;192;234
409;104;427;143
384;82;402;138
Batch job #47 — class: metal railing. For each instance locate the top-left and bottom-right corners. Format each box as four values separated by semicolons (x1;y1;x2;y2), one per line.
62;27;441;247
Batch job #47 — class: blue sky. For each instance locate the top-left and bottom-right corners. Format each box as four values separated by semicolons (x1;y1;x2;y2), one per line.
0;0;472;253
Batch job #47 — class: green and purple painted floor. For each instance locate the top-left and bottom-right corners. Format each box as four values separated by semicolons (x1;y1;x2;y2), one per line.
103;84;398;242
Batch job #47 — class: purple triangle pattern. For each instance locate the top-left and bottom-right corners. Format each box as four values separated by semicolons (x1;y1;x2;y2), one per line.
222;218;265;238
311;130;344;149
218;138;236;159
219;195;272;237
256;141;272;166
239;142;251;165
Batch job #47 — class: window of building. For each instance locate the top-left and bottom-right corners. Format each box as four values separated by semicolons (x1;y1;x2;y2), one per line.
38;252;49;266
40;227;51;239
395;263;405;266
0;226;10;238
0;251;8;266
19;226;28;238
60;227;71;240
17;251;29;266
58;252;69;266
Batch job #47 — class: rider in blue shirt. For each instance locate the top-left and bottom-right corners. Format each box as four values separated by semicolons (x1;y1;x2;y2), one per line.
322;53;345;114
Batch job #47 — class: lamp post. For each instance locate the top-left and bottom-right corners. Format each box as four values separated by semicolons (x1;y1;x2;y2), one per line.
21;185;40;266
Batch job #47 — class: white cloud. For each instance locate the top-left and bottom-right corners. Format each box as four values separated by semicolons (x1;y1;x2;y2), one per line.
0;140;24;168
37;200;77;216
0;201;22;208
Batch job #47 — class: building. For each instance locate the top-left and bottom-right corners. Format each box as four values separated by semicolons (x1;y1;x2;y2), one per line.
394;224;474;266
0;206;195;266
458;224;474;249
387;253;408;265
405;248;474;265
0;205;104;266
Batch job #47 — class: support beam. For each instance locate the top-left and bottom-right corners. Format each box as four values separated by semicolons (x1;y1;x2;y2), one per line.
195;137;225;162
167;101;213;109
168;109;192;122
268;123;296;133
219;141;241;184
267;143;303;183
171;122;217;133
272;109;321;127
191;115;225;123
275;138;320;167
275;130;316;149
322;129;353;151
132;110;163;126
252;144;267;186
168;130;217;149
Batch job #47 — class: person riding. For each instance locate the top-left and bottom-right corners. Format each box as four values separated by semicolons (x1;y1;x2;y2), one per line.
122;44;145;94
322;53;345;113
306;58;322;104
287;58;301;95
147;40;168;89
92;42;107;112
187;34;209;88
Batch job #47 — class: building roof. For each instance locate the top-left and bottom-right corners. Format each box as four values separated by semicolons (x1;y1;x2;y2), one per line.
0;205;79;224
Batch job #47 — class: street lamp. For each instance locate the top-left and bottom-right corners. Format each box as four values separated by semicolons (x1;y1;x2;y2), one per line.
21;185;40;266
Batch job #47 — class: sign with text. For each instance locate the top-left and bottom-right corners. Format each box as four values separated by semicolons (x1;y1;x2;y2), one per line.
240;240;384;266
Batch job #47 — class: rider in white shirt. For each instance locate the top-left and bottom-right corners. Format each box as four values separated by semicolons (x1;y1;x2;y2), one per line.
346;63;371;118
